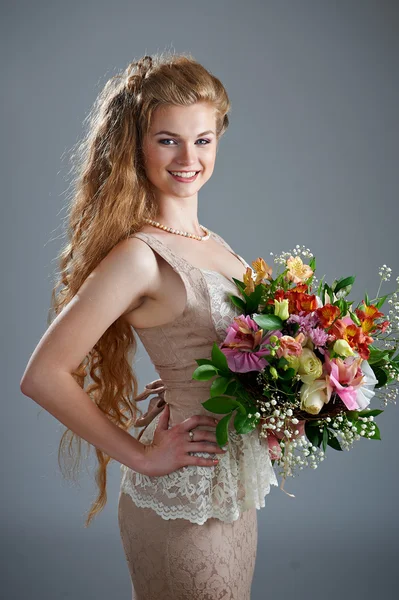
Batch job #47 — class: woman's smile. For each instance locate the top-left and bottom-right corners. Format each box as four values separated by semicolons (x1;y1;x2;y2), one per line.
167;170;201;183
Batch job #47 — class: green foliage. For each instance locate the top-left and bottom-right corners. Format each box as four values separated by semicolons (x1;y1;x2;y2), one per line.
234;411;256;434
202;395;245;414
229;294;246;312
215;413;233;446
210;376;232;397
211;342;229;375
192;364;218;381
252;313;283;331
332;275;356;296
375;294;389;309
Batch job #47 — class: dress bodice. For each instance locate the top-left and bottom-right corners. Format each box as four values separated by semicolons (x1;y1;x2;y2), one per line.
120;229;278;525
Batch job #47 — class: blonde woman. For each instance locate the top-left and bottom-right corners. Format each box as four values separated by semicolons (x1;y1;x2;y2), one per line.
20;52;278;599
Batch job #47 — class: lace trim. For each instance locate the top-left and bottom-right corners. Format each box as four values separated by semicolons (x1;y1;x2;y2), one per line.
120;413;278;525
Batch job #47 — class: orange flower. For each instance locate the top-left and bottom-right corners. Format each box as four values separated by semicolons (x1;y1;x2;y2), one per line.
315;304;340;328
243;267;255;295
329;317;374;360
355;302;388;336
252;257;273;285
286;286;317;315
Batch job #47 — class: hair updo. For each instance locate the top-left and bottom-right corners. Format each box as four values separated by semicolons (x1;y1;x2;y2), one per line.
126;55;153;94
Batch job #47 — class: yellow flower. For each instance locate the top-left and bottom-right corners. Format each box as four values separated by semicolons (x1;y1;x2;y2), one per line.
297;348;323;384
285;256;313;284
333;339;355;357
274;298;290;321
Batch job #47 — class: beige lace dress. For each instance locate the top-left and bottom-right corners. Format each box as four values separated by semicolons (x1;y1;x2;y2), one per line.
118;229;278;600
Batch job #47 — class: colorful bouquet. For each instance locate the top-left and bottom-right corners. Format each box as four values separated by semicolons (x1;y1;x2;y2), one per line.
192;245;399;495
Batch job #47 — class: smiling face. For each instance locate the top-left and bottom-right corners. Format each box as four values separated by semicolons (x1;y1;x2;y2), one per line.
141;102;218;201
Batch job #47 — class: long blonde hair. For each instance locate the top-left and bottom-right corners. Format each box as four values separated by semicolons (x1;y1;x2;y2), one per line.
48;51;231;527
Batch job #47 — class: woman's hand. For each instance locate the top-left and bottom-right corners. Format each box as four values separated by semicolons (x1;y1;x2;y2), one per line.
140;404;227;477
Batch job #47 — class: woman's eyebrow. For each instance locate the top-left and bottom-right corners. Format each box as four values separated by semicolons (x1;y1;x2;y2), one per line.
153;130;215;137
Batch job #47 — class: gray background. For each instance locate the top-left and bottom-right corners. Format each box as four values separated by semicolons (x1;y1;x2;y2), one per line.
3;0;398;598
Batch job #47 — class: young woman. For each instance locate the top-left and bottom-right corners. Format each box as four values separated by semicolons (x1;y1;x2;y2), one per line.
20;52;278;599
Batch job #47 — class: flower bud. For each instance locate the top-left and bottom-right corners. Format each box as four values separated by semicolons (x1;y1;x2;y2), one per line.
270;367;279;380
274;298;290;321
333;339;355;357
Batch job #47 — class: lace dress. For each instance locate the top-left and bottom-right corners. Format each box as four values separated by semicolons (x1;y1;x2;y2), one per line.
118;229;278;600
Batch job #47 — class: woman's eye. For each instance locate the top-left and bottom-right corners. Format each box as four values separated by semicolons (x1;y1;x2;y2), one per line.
159;139;211;146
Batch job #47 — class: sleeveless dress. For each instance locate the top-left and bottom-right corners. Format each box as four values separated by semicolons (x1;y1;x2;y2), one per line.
118;229;278;600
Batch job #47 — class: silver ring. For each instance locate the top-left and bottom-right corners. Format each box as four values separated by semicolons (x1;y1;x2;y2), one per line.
188;429;194;442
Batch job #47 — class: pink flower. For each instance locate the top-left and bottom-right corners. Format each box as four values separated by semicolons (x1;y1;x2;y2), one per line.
220;315;282;373
276;334;303;359
323;353;365;410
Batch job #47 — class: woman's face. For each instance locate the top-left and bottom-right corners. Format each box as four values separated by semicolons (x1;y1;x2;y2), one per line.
141;102;218;200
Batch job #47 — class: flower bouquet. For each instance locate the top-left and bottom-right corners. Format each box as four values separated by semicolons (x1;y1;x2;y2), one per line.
192;245;399;495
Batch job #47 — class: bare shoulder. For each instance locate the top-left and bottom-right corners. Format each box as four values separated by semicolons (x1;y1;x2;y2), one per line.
20;235;161;388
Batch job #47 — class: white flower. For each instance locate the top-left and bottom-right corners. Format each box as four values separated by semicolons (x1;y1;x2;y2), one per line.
356;361;379;410
299;379;329;415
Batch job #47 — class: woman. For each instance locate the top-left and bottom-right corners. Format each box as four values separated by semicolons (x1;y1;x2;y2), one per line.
20;52;278;599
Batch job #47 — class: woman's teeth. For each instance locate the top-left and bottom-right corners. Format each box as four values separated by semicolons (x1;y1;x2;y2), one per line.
169;171;198;178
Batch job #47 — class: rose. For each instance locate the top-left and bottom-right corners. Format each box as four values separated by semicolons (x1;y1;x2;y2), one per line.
297;347;323;384
299;379;330;415
274;298;290;321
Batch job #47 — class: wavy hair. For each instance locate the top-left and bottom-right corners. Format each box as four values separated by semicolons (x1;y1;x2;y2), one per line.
48;50;231;527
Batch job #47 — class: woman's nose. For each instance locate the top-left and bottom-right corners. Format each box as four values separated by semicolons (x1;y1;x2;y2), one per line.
177;144;197;165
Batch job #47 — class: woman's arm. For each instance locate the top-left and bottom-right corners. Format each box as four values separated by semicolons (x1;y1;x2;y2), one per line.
20;236;162;473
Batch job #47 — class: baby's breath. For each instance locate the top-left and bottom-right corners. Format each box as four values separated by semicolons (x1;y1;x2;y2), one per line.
272;245;314;266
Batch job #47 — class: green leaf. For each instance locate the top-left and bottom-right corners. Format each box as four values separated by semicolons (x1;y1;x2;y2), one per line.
368;348;390;365
333;276;356;294
350;312;362;326
278;367;296;380
276;357;289;369
317;275;325;298
202;396;244;414
211;342;229;374
368;422;381;440
373;367;389;388
346;410;359;422
327;434;343;451
365;292;370;306
252;313;283;330
245;285;264;314
309;256;316;272
322;425;329;452
215;412;233;446
305;421;322;447
229;295;246;311
195;358;216;367
375;294;389;309
225;380;240;396
192;364;218;381
234;411;256;434
358;408;384;417
210;376;232;397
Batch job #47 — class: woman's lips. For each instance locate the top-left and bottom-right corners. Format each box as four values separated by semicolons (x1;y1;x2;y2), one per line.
168;171;200;183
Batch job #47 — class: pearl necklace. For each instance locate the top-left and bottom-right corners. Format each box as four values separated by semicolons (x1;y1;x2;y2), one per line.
143;218;210;241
